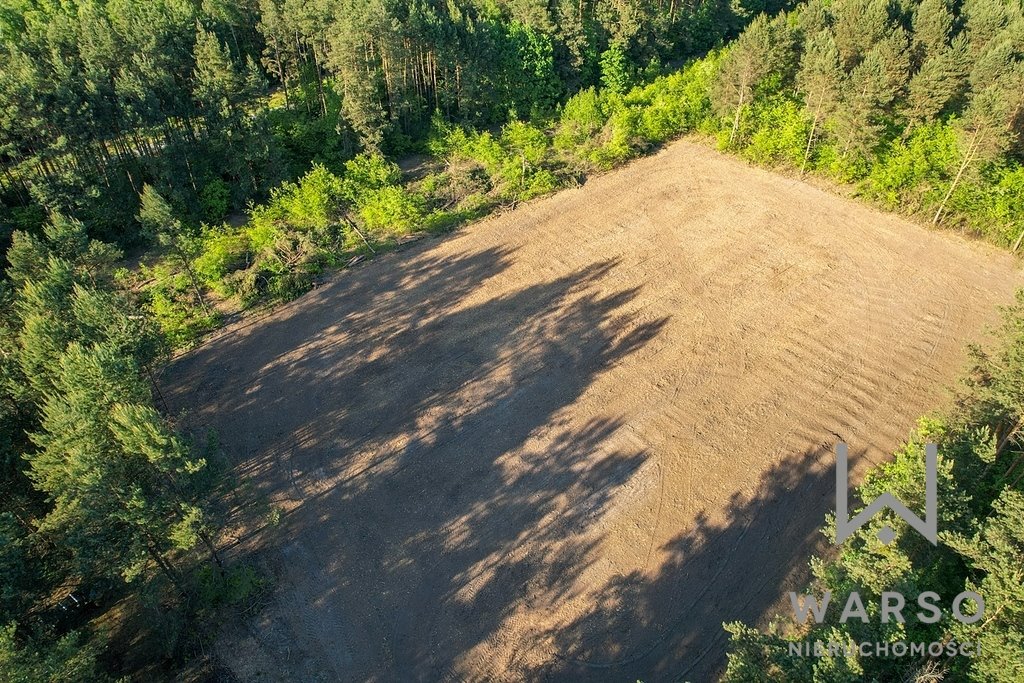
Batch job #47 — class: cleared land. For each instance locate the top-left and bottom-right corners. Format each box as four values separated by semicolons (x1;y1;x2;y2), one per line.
166;140;1023;681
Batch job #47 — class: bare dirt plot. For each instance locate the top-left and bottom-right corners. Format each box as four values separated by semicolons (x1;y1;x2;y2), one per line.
166;139;1023;682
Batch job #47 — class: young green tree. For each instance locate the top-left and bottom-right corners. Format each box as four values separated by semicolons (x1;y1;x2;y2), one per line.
138;185;211;316
932;77;1021;224
711;14;794;144
600;43;632;95
11;216;122;403
796;30;843;173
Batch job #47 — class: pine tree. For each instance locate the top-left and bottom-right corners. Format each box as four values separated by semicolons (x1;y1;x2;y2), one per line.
796;30;843;173
108;403;223;569
6;215;119;288
873;28;911;100
901;36;969;133
963;291;1024;474
948;490;1024;682
798;0;832;38
969;32;1023;92
28;341;217;590
911;0;954;64
962;0;1012;59
138;185;211;316
932;72;1022;225
831;50;889;162
15;258;80;401
831;0;892;69
711;13;794;144
193;26;244;122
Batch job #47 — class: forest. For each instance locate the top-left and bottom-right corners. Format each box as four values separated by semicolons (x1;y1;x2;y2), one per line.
1;0;1023;679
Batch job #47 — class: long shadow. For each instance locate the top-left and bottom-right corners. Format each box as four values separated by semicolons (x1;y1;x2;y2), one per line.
546;444;854;681
166;232;853;682
166;237;670;680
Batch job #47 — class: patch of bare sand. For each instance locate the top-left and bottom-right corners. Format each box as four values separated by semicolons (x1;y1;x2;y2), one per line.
167;139;1022;681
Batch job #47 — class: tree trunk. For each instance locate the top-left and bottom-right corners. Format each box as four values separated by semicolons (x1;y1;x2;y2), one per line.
933;129;980;225
801;94;824;176
729;89;747;145
199;529;224;571
173;240;211;316
145;538;188;596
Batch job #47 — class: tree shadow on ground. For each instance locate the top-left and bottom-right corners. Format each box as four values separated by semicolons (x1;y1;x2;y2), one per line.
168;239;667;679
546;443;855;681
166;236;849;681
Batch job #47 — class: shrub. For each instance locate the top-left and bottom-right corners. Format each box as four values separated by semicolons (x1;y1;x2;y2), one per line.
275;164;345;230
520;169;559;200
196;564;267;608
985;167;1024;245
342;153;402;202
554;87;606;152
199;179;231;222
742;97;808;167
358;186;425;235
866;122;958;212
144;277;218;348
590;106;643;169
194;228;250;289
496;121;554;197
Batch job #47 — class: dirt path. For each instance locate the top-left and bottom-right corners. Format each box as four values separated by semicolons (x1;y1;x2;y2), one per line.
166;139;1023;682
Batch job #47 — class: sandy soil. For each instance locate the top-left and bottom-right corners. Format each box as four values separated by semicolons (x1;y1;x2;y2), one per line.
165;139;1023;682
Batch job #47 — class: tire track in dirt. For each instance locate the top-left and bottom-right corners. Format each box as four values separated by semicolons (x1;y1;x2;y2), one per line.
167;139;1023;682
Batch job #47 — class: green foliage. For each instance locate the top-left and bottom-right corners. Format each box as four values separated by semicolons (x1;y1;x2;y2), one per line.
590;105;644;168
429;118;559;202
712;13;797;146
600;45;633;95
358;186;426;235
983;167;1024;245
741;96;809;166
196;564;267;608
722;622;815;681
252;164;345;232
554;88;606;151
194;228;250;288
0;625;106;683
199;179;231;223
505;21;563;117
724;292;1024;682
866;121;959;211
341;154;403;203
144;279;219;348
